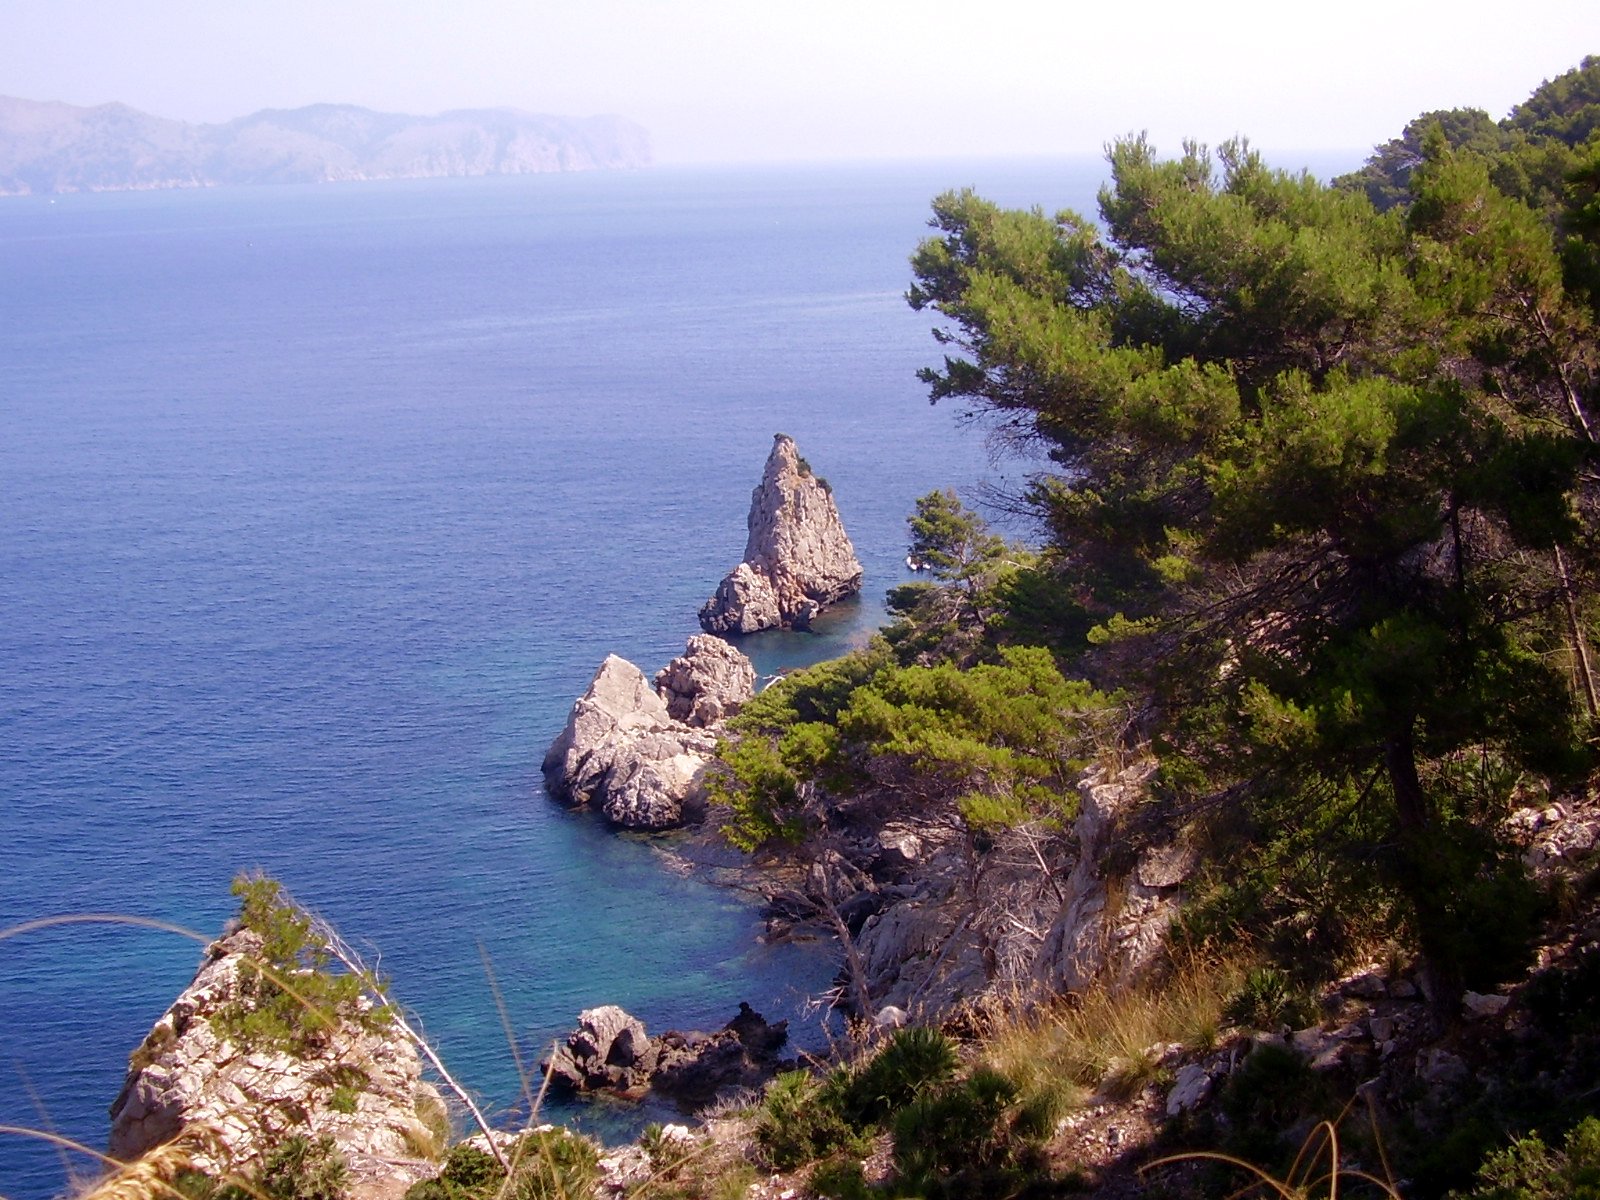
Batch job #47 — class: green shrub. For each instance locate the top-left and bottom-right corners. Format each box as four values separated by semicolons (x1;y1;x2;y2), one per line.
839;1026;959;1128
328;1085;358;1114
204;1136;348;1200
406;1134;598;1200
1452;1116;1600;1199
1223;966;1318;1031
809;1157;872;1200
506;1129;600;1200
891;1068;1020;1180
754;1070;865;1171
211;874;388;1054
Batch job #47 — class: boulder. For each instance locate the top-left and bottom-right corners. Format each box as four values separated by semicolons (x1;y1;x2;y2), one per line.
544;1006;655;1092
107;931;440;1197
1462;991;1510;1020
542;655;717;829
654;635;757;727
1165;1063;1213;1116
543;1003;789;1111
700;435;863;634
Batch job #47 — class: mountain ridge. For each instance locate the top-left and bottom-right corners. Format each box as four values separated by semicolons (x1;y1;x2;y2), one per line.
0;95;651;194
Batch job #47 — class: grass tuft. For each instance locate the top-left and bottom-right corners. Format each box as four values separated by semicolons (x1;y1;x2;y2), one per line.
979;952;1248;1112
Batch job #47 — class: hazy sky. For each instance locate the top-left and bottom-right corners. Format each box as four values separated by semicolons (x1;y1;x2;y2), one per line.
3;0;1596;164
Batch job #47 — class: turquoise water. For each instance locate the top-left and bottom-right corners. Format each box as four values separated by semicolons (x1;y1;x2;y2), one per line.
0;158;1122;1197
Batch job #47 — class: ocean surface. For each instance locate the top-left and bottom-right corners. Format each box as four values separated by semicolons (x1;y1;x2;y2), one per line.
0;151;1353;1197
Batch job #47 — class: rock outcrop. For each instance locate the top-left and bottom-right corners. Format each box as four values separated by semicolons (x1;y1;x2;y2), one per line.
543;636;756;829
1032;760;1189;996
763;760;1189;1016
654;634;758;728
542;1002;789;1111
700;435;862;634
108;931;441;1197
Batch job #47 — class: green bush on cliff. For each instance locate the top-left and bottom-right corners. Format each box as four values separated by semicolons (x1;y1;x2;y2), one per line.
173;1136;349;1200
711;643;1114;849
404;1131;599;1200
210;874;389;1055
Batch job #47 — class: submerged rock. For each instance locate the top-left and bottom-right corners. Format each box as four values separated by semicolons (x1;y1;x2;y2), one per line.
700;434;862;634
542;637;755;829
107;930;440;1197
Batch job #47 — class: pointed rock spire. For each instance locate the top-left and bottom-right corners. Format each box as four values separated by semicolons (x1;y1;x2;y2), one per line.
699;434;863;634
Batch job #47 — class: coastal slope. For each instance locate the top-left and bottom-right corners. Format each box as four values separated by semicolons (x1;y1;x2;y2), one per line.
0;96;651;194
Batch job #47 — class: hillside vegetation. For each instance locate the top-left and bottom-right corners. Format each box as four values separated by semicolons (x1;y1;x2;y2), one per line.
698;53;1600;1197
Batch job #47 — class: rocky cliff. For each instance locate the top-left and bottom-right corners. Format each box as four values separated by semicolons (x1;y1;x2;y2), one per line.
759;759;1189;1018
108;930;442;1197
699;435;863;635
0;96;650;195
542;635;756;829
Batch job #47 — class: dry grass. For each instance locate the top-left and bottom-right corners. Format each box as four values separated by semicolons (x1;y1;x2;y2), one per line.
979;952;1250;1115
1146;1107;1403;1199
76;1142;196;1200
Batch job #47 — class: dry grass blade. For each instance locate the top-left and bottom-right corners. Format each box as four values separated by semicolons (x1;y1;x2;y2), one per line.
478;940;536;1119
0;915;210;948
294;892;510;1171
78;1141;195;1200
0;1125;261;1200
1143;1110;1404;1200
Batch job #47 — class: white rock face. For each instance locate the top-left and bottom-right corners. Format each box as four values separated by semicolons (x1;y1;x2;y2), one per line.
700;435;862;634
838;760;1188;1016
1033;761;1187;995
543;638;755;829
107;931;440;1196
542;655;718;829
655;634;758;727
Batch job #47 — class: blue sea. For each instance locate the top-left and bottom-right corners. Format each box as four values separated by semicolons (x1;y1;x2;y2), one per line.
0;157;1123;1198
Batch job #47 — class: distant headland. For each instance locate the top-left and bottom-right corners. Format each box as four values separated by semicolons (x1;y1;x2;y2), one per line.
0;96;651;195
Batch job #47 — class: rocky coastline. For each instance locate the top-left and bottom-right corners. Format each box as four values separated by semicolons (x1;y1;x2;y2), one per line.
95;422;1600;1199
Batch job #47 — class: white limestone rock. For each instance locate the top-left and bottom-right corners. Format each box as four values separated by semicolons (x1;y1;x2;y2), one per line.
700;435;863;634
107;931;440;1197
1166;1063;1213;1116
1033;760;1182;995
654;635;757;728
542;654;718;830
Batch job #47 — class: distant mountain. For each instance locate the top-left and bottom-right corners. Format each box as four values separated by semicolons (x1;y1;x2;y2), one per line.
0;96;651;195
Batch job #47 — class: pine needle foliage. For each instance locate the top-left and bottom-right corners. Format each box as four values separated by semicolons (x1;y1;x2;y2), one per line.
210;874;390;1055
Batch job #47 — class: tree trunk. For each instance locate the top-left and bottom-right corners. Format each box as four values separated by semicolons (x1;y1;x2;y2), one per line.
1384;724;1458;1022
1384;725;1428;837
1555;545;1599;718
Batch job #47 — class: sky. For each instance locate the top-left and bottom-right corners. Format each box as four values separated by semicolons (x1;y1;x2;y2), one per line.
2;0;1597;165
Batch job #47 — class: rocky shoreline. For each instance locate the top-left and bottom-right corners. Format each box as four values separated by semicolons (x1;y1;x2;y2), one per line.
95;425;1600;1200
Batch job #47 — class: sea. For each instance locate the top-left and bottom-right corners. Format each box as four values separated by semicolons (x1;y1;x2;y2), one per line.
0;151;1352;1198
